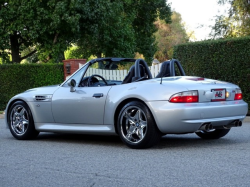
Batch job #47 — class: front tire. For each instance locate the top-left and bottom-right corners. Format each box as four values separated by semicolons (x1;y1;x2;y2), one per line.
195;129;230;139
117;101;161;149
8;101;39;140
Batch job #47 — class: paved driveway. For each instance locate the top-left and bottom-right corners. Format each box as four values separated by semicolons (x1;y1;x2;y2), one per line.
1;118;250;187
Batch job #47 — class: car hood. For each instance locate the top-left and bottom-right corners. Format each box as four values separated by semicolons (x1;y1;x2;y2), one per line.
24;85;60;94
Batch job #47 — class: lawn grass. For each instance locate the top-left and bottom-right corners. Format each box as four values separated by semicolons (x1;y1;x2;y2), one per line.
0;111;4;114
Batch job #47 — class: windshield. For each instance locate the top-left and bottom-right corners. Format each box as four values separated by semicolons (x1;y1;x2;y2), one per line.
62;63;89;87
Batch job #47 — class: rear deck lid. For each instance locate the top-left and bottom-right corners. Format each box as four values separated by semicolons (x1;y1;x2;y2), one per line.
161;76;241;102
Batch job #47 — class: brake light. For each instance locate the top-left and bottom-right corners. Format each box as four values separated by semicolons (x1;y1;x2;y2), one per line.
234;89;242;100
169;91;198;103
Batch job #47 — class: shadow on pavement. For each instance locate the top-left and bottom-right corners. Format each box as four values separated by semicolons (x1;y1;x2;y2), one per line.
34;132;237;149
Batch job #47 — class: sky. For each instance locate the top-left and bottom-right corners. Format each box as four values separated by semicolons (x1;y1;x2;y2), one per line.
167;0;229;41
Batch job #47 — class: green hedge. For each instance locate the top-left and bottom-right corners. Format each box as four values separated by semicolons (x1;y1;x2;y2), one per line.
173;37;250;107
0;64;64;110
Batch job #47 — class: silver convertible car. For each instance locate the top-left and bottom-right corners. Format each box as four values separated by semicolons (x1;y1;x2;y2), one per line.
5;58;248;148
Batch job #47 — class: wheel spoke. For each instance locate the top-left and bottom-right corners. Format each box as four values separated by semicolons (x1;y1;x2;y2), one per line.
125;119;129;131
22;118;29;126
13;120;19;127
136;128;144;140
139;120;147;129
19;108;26;116
21;123;27;133
133;110;140;122
126;132;133;141
128;124;136;134
14;107;18;113
124;111;135;125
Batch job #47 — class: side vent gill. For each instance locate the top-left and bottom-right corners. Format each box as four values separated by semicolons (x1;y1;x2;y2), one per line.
35;96;46;101
34;95;52;102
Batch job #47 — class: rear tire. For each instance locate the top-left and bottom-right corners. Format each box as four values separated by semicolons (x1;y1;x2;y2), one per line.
195;129;230;139
8;101;39;140
117;101;161;149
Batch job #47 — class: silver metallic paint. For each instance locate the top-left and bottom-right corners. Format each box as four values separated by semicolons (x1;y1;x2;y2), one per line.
52;86;111;124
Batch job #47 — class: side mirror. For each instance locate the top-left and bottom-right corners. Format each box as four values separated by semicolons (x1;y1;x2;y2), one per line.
68;79;76;92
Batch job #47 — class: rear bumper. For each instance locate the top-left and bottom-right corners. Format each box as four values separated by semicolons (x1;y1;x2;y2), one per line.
147;100;248;134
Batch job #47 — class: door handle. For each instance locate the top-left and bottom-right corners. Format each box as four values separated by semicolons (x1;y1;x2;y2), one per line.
93;93;104;98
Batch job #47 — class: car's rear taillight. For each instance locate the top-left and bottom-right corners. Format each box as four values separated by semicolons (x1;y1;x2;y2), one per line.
234;89;242;100
169;91;198;103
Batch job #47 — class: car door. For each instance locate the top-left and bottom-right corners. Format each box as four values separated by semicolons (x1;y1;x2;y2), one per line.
52;85;111;125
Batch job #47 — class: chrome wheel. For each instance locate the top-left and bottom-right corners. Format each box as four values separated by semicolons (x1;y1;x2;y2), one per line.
117;101;161;149
10;105;29;136
8;101;39;140
120;106;147;144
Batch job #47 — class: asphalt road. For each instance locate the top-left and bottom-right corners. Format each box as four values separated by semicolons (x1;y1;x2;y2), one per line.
1;119;250;187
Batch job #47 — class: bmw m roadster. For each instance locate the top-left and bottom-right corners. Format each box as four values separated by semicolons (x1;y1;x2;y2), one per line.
5;58;248;148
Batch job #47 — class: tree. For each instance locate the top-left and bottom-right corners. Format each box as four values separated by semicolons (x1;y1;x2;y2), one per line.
131;0;172;62
76;0;172;63
0;0;86;63
76;1;137;59
0;0;172;63
211;0;250;38
154;11;190;62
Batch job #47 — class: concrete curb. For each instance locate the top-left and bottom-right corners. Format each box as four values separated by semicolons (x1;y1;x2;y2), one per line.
0;113;250;122
244;116;250;123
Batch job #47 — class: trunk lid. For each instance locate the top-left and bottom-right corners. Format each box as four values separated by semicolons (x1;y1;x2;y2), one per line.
161;76;240;102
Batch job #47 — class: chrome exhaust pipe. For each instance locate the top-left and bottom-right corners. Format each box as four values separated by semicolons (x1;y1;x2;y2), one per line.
234;121;239;127
223;120;242;129
206;123;213;130
238;121;242;127
199;123;213;131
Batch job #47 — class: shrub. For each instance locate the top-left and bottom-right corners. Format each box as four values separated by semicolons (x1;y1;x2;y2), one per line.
173;37;250;107
0;64;64;110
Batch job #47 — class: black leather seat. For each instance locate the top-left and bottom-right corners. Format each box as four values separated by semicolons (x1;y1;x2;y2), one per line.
155;61;170;78
122;65;135;84
122;65;146;84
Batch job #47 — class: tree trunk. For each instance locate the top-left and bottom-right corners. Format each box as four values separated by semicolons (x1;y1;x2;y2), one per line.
45;32;59;63
10;32;20;63
97;53;102;58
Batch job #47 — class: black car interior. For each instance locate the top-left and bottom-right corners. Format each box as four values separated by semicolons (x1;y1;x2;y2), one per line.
78;58;185;87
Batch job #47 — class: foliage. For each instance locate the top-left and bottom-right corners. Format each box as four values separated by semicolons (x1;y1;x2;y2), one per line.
211;0;250;38
0;0;85;63
0;64;64;110
77;0;172;63
117;62;135;71
0;0;172;64
77;1;136;60
64;46;84;60
132;0;172;62
154;11;190;62
21;46;39;64
173;36;250;106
